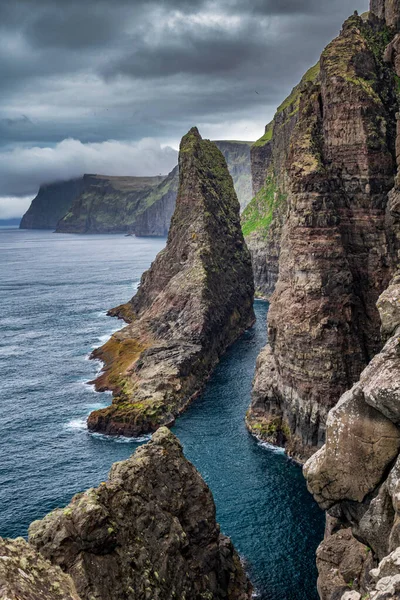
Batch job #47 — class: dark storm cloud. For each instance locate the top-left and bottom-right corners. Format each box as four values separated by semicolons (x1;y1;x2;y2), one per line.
0;0;370;212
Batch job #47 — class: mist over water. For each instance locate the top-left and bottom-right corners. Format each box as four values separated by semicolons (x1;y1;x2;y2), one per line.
0;228;324;600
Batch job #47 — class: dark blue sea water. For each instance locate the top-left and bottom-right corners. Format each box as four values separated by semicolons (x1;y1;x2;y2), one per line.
0;228;324;600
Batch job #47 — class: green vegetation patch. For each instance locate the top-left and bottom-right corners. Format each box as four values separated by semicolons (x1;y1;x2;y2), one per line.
276;62;320;115
241;176;286;238
252;121;274;148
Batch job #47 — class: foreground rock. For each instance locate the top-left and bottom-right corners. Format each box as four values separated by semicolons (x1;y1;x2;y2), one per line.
29;427;252;600
304;268;400;599
87;127;254;436
0;537;80;600
247;9;399;461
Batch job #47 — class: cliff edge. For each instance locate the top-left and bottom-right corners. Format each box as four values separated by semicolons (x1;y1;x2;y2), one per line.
247;7;399;461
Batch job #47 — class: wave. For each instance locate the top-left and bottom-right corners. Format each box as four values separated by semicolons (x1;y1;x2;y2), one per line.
257;440;285;455
64;417;87;431
89;432;152;444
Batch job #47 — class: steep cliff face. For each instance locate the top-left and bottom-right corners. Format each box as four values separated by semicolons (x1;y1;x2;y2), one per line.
55;174;165;234
133;166;179;236
247;11;399;461
87;127;254;436
304;273;400;600
0;537;81;600
135;142;253;236
244;64;319;298
28;427;252;600
214;141;253;210
20;178;87;230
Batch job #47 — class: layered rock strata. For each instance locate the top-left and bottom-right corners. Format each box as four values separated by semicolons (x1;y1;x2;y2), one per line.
28;428;252;600
304;272;400;600
247;10;399;460
87;127;254;436
244;64;320;297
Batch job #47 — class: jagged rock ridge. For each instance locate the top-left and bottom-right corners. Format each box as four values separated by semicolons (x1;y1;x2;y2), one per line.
247;8;400;461
300;3;400;598
28;427;252;600
87;127;254;436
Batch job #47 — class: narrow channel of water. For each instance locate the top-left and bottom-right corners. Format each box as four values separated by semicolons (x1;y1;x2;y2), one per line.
0;228;324;600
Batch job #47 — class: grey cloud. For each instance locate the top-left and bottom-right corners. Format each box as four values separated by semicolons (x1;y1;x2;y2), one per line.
0;0;370;199
0;138;178;197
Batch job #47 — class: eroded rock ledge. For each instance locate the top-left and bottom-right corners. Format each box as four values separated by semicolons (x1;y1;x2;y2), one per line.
27;428;252;600
304;270;400;600
87;127;254;436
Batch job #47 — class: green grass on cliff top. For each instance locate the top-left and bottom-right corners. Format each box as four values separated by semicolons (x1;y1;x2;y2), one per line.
241;176;286;238
276;62;320;115
252;121;274;148
252;62;320;149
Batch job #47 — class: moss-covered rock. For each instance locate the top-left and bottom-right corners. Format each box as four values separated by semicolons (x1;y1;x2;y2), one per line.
28;428;252;600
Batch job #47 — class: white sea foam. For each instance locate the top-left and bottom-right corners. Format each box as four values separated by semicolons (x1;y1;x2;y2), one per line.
84;402;109;411
64;417;87;431
89;432;152;444
257;440;285;455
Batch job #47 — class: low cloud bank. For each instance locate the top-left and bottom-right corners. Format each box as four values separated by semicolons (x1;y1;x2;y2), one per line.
0;137;178;197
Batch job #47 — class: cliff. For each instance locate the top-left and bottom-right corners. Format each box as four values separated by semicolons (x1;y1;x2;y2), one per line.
28;427;252;600
133;166;179;236
214;140;253;210
55;174;166;234
87;127;254;436
244;64;319;297
304;272;400;600
247;9;400;461
20;178;87;230
135;141;253;236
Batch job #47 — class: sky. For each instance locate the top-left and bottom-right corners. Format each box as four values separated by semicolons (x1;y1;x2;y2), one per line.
0;0;369;219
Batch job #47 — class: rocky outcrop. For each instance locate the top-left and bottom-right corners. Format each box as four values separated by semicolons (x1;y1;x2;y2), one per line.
28;427;252;600
247;11;399;460
20;178;87;230
135;142;253;237
55;174;166;234
0;537;81;600
87;127;254;436
304;268;400;600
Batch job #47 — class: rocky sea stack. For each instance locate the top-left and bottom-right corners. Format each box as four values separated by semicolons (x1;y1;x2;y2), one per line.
246;6;400;461
28;427;252;600
87;127;255;436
